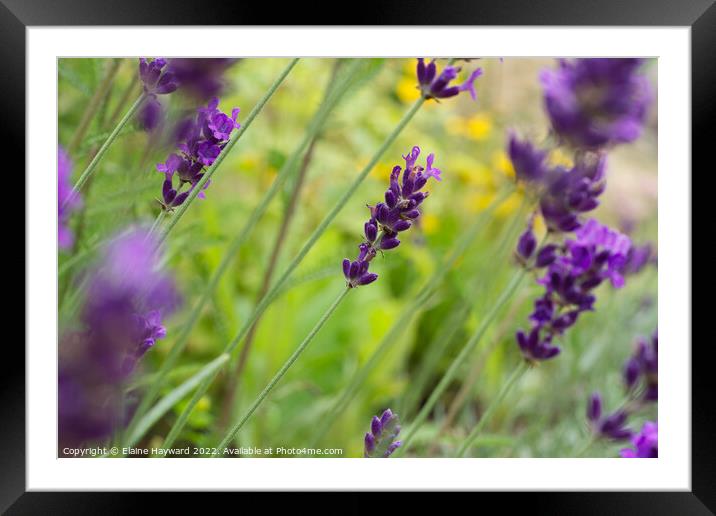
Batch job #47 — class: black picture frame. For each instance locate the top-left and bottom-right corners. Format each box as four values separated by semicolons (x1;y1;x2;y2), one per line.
6;0;708;511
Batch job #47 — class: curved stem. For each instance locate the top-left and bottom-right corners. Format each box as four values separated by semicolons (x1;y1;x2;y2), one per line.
159;96;426;450
394;267;528;456
156;58;300;245
68;93;146;204
211;287;351;455
455;360;529;457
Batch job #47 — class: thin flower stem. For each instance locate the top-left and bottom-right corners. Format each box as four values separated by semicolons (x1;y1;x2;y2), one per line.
308;187;513;448
67;59;123;154
156;58;300;246
147;209;167;238
211;287;351;455
455;360;529;457
124;59;354;447
394;267;529;456
68;93;146;204
124;353;230;449
159;96;426;450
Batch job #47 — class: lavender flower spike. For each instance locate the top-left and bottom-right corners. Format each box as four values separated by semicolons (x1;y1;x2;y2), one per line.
58;146;81;249
156;97;240;211
416;58;483;101
59;228;180;447
364;409;402;458
540;58;652;149
342;147;441;288
620;421;658;458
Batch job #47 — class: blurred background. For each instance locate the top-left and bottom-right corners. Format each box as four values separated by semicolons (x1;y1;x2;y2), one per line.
58;58;657;457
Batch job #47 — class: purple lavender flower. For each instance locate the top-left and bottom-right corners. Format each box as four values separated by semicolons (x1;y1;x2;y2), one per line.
516;217;538;262
540;58;652;150
166;58;238;100
342;147;441;288
58;146;81;249
620;243;656;276
539;153;607;233
139;58;178;96
156;97;240;210
586;393;633;441
364;409;402;458
59;228;180;447
515;220;631;362
620;421;658;458
508;132;549;183
622;330;658;401
416;58;483;101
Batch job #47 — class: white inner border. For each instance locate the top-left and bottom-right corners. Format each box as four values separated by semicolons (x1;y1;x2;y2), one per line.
28;27;690;491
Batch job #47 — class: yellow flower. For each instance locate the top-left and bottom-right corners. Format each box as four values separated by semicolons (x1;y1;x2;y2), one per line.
533;213;547;240
421;213;440;235
396;77;421;104
196;396;211;411
495;191;523;218
548;147;574;168
466;190;496;213
465;113;493;141
493;150;515;181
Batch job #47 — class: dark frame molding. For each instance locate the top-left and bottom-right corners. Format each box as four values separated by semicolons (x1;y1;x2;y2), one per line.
7;0;708;512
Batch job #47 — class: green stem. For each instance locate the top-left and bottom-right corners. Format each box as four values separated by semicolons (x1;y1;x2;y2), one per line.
160;96;426;450
455;361;529;457
394;267;528;456
124;59;355;446
147;209;167;238
67;59;123;154
308;187;513;448
211;287;351;455
156;58;300;245
124;354;230;449
68;93;146;204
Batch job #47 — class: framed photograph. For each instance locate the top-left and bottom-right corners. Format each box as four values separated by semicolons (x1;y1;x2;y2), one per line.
9;0;708;510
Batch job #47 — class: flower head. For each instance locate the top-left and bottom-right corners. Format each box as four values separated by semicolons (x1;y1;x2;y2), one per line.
622;330;658;401
342;147;441;288
155;97;240;210
508;132;549;183
364;409;402;458
139;58;178;96
58;146;81;249
416;58;483;101
59;228;180;447
515;220;631;362
540;58;652;149
620;421;658;458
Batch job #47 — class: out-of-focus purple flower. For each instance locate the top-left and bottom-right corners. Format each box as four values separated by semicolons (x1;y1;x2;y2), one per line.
166;58;238;100
516;217;538;262
59;228;180;447
620;421;658;458
342;147;441;288
156;97;240;211
139;58;178;96
540;58;652;149
586;393;633;441
620;243;656;276
622;330;658;401
58;146;81;249
508;132;549;183
364;409;402;458
539;153;607;233
138;58;179;133
516;220;631;362
416;58;483;101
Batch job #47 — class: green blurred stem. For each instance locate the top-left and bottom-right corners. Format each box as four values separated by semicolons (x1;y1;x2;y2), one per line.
394;267;529;456
156;58;300;245
67;59;122;155
455;360;529;457
147;209;167;238
308;187;513;448
124;354;230;449
159;95;426;450
124;59;356;448
68;93;146;204
211;287;351;455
